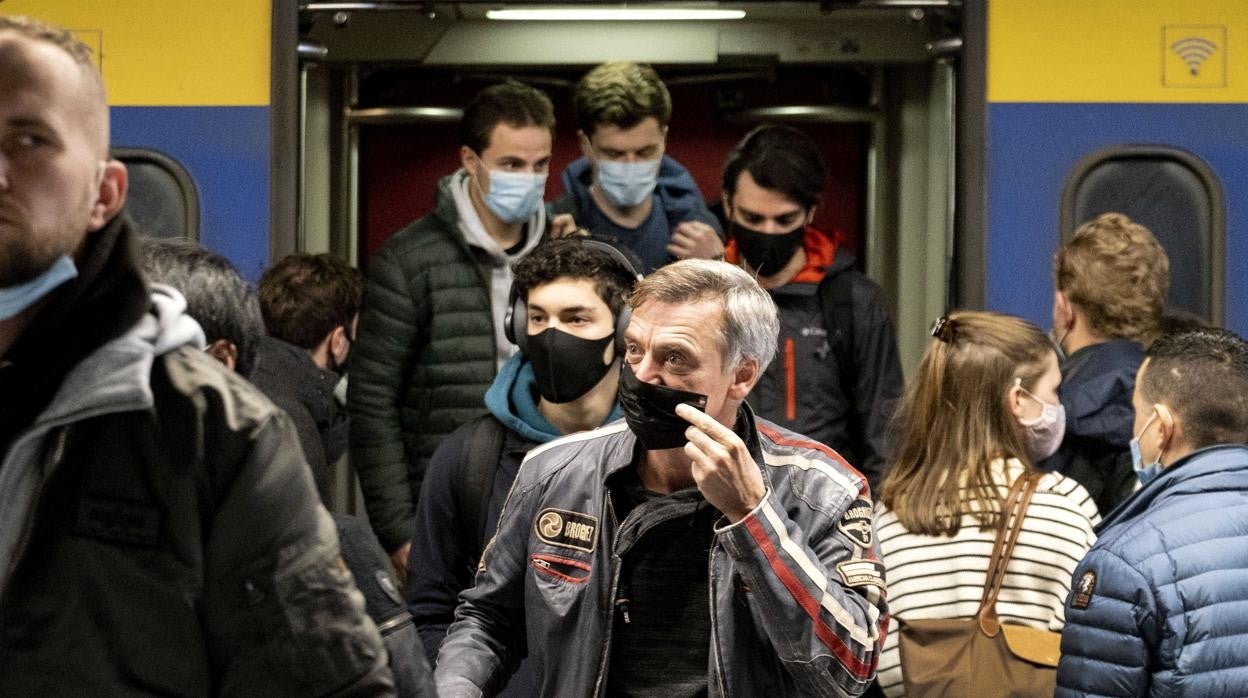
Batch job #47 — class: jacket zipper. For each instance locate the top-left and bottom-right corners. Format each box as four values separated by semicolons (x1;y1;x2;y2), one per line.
708;536;730;697
784;338;796;421
594;489;624;698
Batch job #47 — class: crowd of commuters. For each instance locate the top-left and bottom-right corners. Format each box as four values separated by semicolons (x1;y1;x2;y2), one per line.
7;12;1248;697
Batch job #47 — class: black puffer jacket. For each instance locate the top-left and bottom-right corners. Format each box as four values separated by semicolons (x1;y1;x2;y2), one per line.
349;176;499;552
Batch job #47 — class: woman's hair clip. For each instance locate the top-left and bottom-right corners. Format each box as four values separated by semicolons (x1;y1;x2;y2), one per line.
930;316;956;343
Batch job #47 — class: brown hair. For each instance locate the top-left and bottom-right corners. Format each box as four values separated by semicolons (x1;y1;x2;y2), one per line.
574;61;671;136
459;80;555;155
881;311;1052;536
1053;212;1170;342
259;254;363;350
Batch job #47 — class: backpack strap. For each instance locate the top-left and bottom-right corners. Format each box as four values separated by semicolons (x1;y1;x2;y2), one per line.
977;472;1043;636
818;267;859;442
452;416;507;572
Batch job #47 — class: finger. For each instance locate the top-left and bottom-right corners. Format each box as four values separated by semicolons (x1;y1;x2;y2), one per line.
675;403;739;446
685;423;732;459
666;241;694;258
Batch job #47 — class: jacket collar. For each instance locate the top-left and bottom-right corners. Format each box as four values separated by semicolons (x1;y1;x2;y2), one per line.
1097;444;1248;532
724;225;847;286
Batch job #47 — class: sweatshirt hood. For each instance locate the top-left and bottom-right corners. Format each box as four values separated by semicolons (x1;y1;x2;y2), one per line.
484;353;623;444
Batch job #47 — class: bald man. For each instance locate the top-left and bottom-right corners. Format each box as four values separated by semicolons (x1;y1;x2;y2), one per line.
0;16;395;694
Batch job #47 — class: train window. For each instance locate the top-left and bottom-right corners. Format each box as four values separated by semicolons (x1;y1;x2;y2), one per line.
1061;146;1225;324
111;147;201;241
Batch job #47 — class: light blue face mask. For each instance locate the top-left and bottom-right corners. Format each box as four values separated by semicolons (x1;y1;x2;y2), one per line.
1130;410;1163;485
596;158;661;208
481;169;547;223
0;255;78;321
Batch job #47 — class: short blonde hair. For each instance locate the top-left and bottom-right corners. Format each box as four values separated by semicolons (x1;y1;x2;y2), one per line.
574;61;671;136
1053;212;1170;342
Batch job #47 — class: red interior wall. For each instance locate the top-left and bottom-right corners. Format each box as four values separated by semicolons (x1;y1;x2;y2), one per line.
361;82;867;263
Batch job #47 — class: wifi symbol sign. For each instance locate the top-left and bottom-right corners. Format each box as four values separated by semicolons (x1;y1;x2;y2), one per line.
1172;37;1218;76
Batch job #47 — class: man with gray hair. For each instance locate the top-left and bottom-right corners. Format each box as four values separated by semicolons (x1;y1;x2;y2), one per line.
435;260;887;697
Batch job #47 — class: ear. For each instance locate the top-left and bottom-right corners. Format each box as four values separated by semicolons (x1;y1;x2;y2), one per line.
205;339;238;372
721;193;733;220
1006;378;1029;418
459;145;477;175
1053;291;1074;332
577;130;593;160
1153;403;1177;452
329;325;350;363
86;160;127;233
727;358;761;401
804;205;817;228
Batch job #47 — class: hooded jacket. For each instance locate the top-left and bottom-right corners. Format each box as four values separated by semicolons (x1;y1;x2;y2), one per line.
726;226;904;492
407;354;622;695
250;334;347;503
0;215;392;695
434;406;888;698
1057;445;1248;697
551;155;722;273
351;174;544;552
1041;339;1144;515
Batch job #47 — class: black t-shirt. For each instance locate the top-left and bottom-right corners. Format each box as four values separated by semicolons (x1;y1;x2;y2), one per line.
605;466;717;698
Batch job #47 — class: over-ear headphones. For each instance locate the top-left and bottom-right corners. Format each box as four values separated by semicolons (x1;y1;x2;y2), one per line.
504;238;644;356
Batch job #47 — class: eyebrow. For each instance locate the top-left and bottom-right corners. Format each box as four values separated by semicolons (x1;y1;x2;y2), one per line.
735;203;804;220
528;303;596;315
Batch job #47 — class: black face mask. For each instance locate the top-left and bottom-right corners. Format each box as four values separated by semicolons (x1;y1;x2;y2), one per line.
732;223;806;276
618;363;709;450
525;327;615;404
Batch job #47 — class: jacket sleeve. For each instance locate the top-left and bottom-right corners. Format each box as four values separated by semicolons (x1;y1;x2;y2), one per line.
1056;547;1157;697
849;275;904;493
407;423;477;664
433;463;537;697
716;485;887;697
348;243;428;552
205;408;395;696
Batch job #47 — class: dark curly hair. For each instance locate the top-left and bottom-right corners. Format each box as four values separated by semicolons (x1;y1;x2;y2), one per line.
511;239;638;318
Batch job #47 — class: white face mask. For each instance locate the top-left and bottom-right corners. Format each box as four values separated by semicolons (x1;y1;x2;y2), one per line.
1016;381;1067;463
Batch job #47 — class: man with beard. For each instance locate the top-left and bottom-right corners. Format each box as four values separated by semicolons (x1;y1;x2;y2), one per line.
0;16;392;694
435;259;887;697
720;125;903;492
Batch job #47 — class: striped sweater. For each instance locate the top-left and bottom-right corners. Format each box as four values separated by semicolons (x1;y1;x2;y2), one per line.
874;459;1099;697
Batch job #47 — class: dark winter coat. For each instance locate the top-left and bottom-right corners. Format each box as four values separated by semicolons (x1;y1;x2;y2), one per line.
251;334;347;503
1041;339;1144;515
349;176;501;552
0;216;393;695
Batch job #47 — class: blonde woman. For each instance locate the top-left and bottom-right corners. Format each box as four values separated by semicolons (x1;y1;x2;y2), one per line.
874;311;1099;696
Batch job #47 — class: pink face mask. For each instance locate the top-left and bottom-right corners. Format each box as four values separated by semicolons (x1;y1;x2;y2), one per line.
1016;382;1067;463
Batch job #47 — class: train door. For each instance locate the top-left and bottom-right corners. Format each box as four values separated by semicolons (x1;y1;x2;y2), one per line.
296;1;966;371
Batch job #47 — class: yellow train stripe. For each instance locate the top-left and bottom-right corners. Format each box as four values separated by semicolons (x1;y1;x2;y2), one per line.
989;0;1248;103
1;0;270;106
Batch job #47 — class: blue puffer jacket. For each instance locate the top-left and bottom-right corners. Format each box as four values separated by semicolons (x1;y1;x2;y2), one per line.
1056;444;1248;697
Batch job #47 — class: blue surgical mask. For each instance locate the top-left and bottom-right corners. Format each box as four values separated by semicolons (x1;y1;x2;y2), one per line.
596;158;661;208
481;169;547;223
0;255;78;321
1130;410;1163;485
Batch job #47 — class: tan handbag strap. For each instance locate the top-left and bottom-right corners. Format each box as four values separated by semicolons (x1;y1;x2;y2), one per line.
977;472;1042;635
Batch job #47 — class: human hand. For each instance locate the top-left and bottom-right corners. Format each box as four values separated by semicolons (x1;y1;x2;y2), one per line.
389;542;411;587
667;221;725;261
549;214;580;239
676;403;766;523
